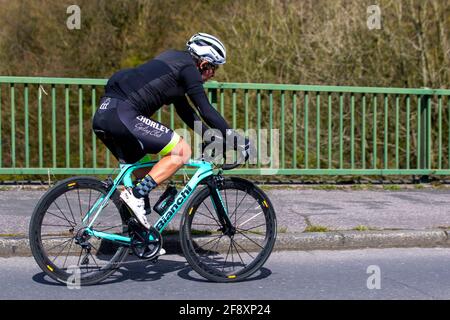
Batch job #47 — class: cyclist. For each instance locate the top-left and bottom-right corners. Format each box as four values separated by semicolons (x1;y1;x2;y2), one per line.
92;33;250;230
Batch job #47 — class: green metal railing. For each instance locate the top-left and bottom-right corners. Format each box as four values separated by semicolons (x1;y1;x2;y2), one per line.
1;76;450;177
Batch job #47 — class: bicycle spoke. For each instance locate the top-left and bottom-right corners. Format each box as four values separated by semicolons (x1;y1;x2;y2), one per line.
51;238;73;264
88;189;92;219
221;238;233;273
230;239;246;267
45;210;75;226
64;192;77;225
42;220;74;228
191;222;222;227
235;198;258;224
42;231;72;236
201;201;221;227
230;237;235;271
101;200;112;211
90;242;105;255
41;235;73;241
41;231;72;237
236;222;266;233
190;233;222;239
235;230;264;250
200;233;225;262
232;237;255;259
90;200;112;229
93;221;102;229
87;246;101;269
46;238;73;253
49;204;76;227
195;233;226;261
237;211;263;228
195;234;224;253
223;188;230;216
89;252;101;269
229;191;248;221
85;192;103;224
77;188;82;218
194;210;222;226
62;238;75;268
90;243;113;268
234;189;238;225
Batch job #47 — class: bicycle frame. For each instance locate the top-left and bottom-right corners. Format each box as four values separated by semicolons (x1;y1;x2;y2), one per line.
82;159;216;245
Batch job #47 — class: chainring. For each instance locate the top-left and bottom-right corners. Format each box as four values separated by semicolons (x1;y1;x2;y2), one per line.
128;219;162;260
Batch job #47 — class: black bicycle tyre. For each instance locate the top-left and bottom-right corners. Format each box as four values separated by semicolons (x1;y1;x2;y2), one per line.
180;177;277;282
29;176;129;286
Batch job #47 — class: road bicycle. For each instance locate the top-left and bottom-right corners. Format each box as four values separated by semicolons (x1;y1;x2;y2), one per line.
29;151;277;285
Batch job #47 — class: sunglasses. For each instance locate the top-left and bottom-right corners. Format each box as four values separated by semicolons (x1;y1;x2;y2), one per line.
201;63;219;72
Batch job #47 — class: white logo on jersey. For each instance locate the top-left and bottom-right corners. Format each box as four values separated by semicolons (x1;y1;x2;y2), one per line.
100;98;111;110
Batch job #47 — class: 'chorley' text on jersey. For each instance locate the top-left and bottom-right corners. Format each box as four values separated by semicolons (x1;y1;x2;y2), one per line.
136;115;170;133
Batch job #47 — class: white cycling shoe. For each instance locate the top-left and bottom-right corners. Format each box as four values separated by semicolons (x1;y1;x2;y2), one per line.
120;188;151;230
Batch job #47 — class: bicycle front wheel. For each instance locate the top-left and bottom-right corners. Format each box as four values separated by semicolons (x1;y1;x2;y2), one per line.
29;176;130;286
180;177;277;282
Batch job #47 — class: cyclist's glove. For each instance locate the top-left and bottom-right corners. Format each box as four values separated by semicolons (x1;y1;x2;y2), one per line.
203;131;254;164
235;137;254;163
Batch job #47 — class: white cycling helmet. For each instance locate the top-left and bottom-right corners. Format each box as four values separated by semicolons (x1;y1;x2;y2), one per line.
186;32;226;65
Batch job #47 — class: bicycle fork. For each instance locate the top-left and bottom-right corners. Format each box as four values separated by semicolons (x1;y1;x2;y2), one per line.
205;175;235;237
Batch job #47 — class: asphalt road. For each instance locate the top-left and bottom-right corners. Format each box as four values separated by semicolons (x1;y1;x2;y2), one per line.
1;248;450;300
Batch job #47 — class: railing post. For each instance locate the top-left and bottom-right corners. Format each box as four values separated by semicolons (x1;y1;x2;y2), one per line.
419;94;431;183
210;88;218;109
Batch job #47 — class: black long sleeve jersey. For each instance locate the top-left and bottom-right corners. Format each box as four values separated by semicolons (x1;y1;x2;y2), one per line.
104;49;230;136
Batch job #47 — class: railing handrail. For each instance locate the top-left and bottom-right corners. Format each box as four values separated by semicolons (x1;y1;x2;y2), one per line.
1;76;450;96
0;76;107;86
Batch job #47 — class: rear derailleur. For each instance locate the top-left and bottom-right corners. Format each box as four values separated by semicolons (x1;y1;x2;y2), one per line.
74;228;92;265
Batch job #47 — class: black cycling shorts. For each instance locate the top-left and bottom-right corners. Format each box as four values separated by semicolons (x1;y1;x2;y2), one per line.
92;97;180;164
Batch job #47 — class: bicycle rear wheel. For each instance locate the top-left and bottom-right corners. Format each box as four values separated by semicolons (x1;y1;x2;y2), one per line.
180;177;277;282
29;176;130;286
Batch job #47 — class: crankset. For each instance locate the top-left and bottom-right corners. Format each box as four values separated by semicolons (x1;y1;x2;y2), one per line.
128;218;162;260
